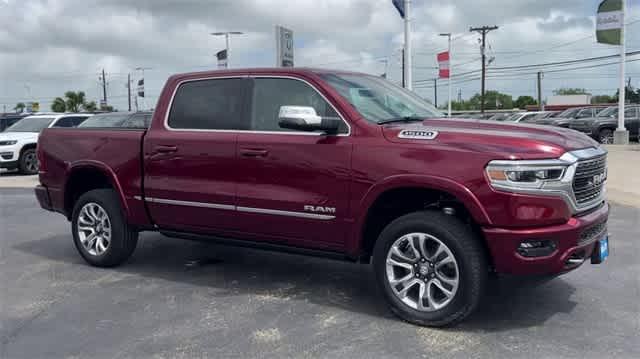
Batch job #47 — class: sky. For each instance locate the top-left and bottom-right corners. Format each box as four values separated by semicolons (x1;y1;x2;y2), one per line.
1;0;639;112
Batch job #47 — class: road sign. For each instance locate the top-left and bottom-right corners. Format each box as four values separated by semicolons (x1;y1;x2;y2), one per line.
276;26;294;67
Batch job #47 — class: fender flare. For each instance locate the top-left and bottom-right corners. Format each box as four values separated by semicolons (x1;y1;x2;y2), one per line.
64;160;130;217
348;174;491;255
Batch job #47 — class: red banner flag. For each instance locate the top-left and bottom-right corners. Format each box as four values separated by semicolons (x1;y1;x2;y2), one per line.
437;51;450;79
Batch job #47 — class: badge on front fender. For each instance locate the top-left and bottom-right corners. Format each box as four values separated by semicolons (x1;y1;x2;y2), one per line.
398;130;439;140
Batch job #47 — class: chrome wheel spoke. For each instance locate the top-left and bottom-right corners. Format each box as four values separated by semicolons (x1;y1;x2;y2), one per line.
387;257;414;271
390;245;416;264
396;278;420;299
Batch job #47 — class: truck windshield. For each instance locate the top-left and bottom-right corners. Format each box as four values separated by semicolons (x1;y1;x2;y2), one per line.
5;117;55;133
556;108;580;118
597;107;617;118
319;73;443;124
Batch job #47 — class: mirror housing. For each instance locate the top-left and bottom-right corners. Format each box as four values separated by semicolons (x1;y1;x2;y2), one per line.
278;106;340;134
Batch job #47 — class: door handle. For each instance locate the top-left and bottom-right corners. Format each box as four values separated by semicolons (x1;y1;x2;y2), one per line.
240;148;269;157
154;145;178;154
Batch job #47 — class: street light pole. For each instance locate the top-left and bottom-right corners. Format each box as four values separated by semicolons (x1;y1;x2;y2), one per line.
211;31;244;68
403;0;412;90
439;33;452;117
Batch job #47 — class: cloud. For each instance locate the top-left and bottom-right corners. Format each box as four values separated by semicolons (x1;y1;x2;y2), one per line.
0;0;639;111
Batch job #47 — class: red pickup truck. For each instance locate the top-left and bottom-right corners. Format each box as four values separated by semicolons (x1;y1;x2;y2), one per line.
35;68;609;326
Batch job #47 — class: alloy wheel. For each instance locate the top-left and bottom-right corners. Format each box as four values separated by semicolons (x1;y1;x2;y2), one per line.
77;203;112;256
385;233;459;312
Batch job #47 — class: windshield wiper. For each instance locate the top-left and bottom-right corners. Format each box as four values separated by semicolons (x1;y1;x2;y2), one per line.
378;116;427;125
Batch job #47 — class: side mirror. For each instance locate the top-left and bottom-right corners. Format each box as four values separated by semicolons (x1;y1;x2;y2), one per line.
278;106;340;134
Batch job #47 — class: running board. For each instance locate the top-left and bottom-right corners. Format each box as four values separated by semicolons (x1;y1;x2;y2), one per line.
160;230;356;263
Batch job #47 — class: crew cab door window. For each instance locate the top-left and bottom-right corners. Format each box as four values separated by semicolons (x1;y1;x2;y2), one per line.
625;107;637;118
577;109;593;118
250;78;347;133
168;78;249;130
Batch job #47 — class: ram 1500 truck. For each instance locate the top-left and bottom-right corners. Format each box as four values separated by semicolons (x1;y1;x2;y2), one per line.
35;68;610;327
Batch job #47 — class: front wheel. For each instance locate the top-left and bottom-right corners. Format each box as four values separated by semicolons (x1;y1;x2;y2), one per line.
373;211;487;327
71;189;138;267
18;148;39;175
598;129;614;144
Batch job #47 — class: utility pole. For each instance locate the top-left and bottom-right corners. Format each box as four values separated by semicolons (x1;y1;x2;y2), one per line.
127;73;132;111
403;0;412;90
537;71;544;111
614;0;628;144
470;25;499;114
434;79;438;108
401;49;405;88
101;69;107;108
458;89;462;102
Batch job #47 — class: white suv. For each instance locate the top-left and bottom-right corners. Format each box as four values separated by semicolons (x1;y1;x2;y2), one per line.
0;113;92;174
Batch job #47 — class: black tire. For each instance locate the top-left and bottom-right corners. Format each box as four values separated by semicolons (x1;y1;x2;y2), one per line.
18;148;38;175
598;128;614;144
71;189;138;267
372;211;487;327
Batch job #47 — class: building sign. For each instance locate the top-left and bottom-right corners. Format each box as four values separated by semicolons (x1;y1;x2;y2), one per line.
276;25;294;67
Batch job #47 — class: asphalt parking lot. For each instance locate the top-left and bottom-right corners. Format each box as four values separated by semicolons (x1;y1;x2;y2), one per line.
1;184;639;358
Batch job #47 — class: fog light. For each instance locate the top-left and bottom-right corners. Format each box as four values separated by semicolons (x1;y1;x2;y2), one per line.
517;240;557;258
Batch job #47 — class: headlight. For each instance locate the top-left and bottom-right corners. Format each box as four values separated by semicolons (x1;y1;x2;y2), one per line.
0;140;18;146
486;157;576;191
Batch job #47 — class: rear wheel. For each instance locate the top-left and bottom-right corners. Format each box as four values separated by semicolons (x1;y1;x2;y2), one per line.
373;211;487;327
598;129;614;144
18;148;38;175
71;189;138;267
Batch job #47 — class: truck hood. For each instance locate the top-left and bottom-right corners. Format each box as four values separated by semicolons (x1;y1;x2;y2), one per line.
381;118;600;160
0;132;38;142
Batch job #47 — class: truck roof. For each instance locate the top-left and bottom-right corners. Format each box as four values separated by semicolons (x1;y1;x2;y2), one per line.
168;67;368;82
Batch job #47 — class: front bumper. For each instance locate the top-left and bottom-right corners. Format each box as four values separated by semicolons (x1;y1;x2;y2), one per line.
0;145;21;166
483;202;609;275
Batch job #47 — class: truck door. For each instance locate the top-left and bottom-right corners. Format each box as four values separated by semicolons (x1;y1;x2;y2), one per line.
143;77;250;233
235;76;352;250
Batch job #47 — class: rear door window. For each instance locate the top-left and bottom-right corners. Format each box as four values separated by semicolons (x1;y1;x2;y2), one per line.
168;78;249;130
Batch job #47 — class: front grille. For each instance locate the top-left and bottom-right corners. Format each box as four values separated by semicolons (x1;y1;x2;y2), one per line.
572;155;607;206
578;221;607;245
0;152;13;160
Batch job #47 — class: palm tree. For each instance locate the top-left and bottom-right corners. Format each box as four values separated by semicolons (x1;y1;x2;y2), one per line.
51;97;67;112
64;91;86;113
83;101;97;112
14;102;25;113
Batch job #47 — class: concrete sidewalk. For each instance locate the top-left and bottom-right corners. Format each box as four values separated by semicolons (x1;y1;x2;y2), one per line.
603;145;640;207
1;145;638;206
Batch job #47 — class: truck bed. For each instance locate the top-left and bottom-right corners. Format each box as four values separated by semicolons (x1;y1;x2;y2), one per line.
38;128;149;226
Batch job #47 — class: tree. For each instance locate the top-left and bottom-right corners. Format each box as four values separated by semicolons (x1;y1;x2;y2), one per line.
51;97;67;112
14;102;25;113
613;86;640;104
468;91;513;110
591;94;615;104
514;96;537;109
64;91;87;112
83;101;97;112
553;88;589;96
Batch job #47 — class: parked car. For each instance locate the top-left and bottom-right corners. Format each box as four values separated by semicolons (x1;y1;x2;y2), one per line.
78;111;153;129
35;68;609;327
535;106;607;127
504;111;546;123
486;113;513;122
0;113;28;132
570;105;640;144
0;113;91;174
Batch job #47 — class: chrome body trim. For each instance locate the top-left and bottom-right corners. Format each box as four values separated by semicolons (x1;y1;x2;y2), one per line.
236;206;335;220
162;74;351;137
140;197;335;220
145;197;235;211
